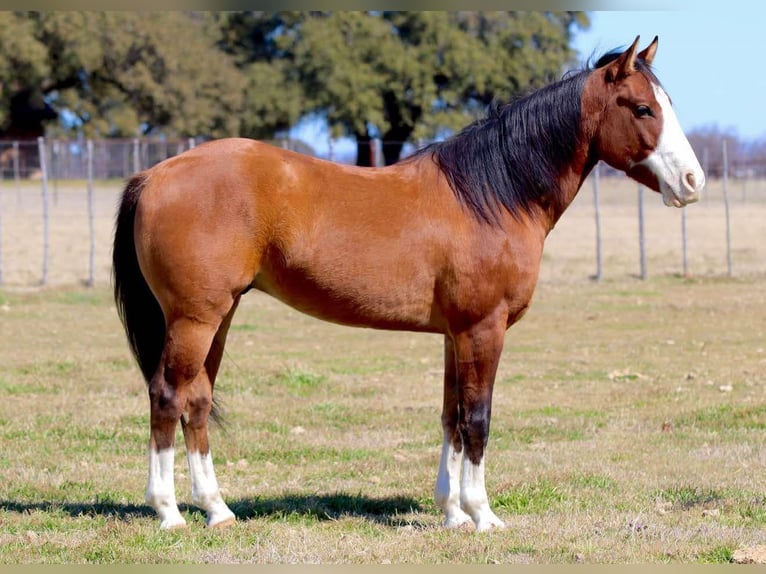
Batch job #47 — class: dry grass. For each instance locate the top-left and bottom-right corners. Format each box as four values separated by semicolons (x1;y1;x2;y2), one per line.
0;174;765;563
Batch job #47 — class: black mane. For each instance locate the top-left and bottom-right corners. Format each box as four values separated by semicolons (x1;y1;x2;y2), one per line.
411;50;656;224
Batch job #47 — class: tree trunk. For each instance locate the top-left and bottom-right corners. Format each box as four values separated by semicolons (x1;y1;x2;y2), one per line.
355;131;374;167
381;125;414;166
0;90;58;178
380;92;420;165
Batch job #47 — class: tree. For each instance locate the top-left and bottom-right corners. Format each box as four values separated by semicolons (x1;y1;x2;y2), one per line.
213;12;304;139
0;12;247;140
0;12;56;139
221;11;590;165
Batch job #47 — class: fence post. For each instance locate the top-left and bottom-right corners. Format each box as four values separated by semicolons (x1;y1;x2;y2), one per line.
681;208;689;278
133;138;141;174
702;146;709;206
13;141;20;206
37;137;50;286
638;184;647;280
0;172;3;286
52;139;59;206
86;139;95;287
741;170;747;204
722;139;732;277
592;162;602;281
187;137;196;151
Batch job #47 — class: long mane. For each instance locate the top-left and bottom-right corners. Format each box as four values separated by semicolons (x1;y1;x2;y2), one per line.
410;50;657;224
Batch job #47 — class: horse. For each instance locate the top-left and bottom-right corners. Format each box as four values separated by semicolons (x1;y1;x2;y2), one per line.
112;36;704;532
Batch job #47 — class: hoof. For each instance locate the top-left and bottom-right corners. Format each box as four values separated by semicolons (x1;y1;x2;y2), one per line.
474;514;506;533
206;516;236;529
159;518;187;530
444;509;473;529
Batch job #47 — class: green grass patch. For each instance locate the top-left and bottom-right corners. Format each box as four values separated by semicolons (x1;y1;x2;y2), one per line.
495;480;566;515
654;485;726;510
0;377;51;395
14;359;78;378
303;402;373;429
506;545;536;556
50;290;110;306
569;473;617;491
230;323;261;332
735;498;766;525
697;545;734;564
680;404;766;432
272;367;327;396
500;373;527;384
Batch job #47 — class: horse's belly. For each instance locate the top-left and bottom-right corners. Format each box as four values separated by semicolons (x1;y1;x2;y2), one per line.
251;260;441;333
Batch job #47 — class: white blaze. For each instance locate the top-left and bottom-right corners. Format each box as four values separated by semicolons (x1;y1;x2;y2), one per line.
639;84;705;207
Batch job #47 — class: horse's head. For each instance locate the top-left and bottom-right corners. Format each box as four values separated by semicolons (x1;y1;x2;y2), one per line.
586;36;705;207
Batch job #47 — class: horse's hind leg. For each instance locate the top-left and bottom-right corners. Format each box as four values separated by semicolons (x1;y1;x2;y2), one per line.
145;297;234;529
180;296;241;528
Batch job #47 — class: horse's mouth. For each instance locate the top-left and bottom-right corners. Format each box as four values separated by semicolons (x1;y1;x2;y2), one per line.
661;179;701;208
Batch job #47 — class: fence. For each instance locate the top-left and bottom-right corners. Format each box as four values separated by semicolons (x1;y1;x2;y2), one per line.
0;137;764;288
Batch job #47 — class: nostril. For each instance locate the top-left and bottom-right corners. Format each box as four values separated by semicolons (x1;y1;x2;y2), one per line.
685;172;696;190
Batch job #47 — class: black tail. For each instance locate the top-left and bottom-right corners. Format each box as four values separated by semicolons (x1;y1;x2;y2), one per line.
112;173;165;383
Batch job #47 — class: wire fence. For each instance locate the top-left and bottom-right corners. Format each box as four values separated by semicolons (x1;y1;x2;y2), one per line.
0;136;764;288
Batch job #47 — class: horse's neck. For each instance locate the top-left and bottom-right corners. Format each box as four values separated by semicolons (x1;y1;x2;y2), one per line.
533;147;597;235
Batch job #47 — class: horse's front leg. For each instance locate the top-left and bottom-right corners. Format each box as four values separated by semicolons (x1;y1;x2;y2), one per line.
435;335;472;528
452;316;507;532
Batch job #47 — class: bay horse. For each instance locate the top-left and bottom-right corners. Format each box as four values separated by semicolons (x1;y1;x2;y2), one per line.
113;36;704;532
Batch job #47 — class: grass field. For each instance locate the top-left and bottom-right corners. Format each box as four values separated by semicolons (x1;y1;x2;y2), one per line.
1;276;765;563
0;175;765;563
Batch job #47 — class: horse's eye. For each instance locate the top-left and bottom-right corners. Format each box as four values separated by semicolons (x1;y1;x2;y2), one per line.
636;105;654;118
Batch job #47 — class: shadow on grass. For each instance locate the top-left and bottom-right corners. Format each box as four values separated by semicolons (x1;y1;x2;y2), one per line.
0;499;156;520
0;492;426;527
228;492;425;526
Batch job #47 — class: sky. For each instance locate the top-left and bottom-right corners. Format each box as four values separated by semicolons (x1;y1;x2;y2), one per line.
572;10;765;141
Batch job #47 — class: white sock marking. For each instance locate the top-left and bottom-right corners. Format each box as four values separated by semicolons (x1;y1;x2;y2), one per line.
435;434;471;528
460;455;505;532
186;450;235;527
146;447;186;529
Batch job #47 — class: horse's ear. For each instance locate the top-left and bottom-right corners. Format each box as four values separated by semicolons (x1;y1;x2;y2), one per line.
638;35;658;66
605;35;640;82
